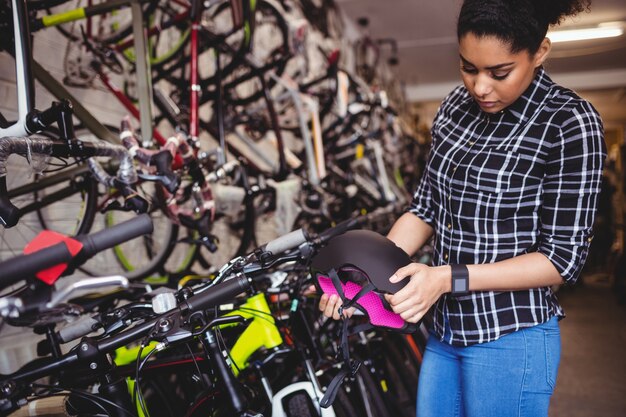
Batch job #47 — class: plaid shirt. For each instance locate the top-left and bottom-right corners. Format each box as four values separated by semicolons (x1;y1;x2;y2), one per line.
410;68;606;346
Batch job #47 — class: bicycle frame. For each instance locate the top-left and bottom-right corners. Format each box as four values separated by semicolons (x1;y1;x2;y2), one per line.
1;0;38;138
33;0;257;159
31;0;160;145
223;292;283;375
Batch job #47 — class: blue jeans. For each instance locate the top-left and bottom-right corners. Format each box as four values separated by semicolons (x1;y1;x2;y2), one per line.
417;316;561;417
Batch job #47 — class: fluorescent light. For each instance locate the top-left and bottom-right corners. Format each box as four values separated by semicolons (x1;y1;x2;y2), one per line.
547;25;624;43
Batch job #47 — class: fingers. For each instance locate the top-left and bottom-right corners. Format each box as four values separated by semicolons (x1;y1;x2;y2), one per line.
319;293;341;320
407;311;424;323
389;263;423;283
384;294;426;323
318;293;354;320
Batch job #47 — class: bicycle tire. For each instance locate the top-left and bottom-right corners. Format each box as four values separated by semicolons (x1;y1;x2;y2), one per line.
117;1;191;70
80;181;197;281
49;0;159;44
193;179;256;272
1;155;98;263
352;364;393;417
196;0;291;106
378;333;420;417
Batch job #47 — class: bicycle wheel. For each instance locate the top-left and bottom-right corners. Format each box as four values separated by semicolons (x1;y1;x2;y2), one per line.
58;1;190;92
0;154;98;263
377;333;420;417
198;0;290;105
316;364;386;417
50;0;160;44
351;364;393;417
80;181;197;281
118;1;191;69
193;181;256;272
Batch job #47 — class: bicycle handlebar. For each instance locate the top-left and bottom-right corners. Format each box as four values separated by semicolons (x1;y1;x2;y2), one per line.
0;274;252;390
181;275;250;313
262;228;309;255
0;218;366;394
0;214;153;289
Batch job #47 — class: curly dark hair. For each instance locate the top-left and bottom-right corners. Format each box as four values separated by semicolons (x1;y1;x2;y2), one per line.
457;0;592;54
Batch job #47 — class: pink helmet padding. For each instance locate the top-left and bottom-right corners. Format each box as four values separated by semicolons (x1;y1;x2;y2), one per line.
318;276;404;329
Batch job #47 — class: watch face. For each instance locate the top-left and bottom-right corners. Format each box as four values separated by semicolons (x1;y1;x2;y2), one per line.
453;277;468;293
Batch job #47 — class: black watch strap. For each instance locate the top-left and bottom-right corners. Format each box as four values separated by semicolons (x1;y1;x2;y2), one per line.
450;264;469;296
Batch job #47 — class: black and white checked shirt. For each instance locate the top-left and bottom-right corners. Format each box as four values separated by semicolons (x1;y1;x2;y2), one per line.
409;68;606;346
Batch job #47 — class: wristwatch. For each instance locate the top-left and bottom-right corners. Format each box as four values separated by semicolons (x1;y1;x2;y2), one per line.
450;264;469;296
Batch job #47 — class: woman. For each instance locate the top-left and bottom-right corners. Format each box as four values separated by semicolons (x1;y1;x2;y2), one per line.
319;0;606;415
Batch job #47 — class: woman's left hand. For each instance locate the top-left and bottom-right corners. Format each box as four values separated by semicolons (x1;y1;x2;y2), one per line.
384;263;450;323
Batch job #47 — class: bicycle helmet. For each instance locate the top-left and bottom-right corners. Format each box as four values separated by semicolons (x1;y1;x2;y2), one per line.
310;229;416;408
311;229;415;332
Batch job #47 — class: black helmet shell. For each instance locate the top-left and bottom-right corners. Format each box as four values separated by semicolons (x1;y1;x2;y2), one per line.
311;229;412;294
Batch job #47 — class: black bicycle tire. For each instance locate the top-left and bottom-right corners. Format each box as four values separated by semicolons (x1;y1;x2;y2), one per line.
95;187;190;282
94;0;160;46
34;166;98;237
353;364;393;417
0;159;99;262
28;0;72;11
193;180;256;271
196;0;290;106
379;334;420;417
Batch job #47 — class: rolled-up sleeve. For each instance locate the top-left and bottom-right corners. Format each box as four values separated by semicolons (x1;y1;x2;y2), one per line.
538;102;606;284
408;165;435;226
408;116;440;226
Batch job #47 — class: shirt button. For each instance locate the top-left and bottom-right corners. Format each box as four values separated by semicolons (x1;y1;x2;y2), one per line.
447;223;452;229
469;141;475;146
448;195;451;200
444;253;449;260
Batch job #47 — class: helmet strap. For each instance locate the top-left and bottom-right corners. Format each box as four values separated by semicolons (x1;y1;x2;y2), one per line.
320;269;376;409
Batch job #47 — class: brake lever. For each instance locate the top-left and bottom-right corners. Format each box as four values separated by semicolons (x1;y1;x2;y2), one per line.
137;172;180;194
46;276;129;309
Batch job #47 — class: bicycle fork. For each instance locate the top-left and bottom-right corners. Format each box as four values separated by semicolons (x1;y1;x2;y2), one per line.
201;328;263;417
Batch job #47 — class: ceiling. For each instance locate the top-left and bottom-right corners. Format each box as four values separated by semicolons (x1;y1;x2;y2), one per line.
337;0;626;121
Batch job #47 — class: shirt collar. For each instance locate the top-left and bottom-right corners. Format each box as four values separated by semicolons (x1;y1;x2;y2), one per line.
503;67;554;124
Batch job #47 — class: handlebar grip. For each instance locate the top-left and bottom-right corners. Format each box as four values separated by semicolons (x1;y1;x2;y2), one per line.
0;215;153;289
0;243;74;290
318;217;362;244
77;213;153;258
58;316;100;343
183;275;250;313
263;228;309;254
